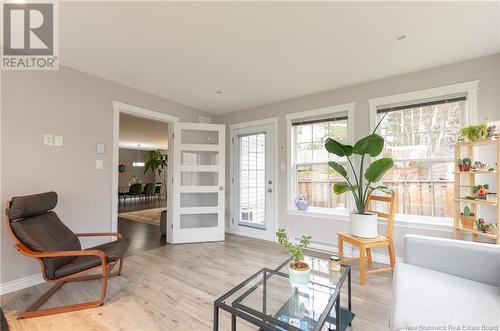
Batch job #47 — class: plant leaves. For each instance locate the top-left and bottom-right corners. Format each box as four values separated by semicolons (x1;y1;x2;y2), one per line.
370;185;394;195
333;182;354;195
364;158;394;182
324;138;353;157
353;134;384;157
328;161;348;178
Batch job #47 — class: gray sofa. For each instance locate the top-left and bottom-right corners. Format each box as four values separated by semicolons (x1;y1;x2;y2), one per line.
391;235;500;331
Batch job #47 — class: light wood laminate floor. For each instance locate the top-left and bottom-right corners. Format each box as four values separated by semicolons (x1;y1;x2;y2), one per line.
1;234;393;331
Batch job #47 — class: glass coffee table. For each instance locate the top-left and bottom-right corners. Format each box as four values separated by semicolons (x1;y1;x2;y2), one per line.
214;256;354;331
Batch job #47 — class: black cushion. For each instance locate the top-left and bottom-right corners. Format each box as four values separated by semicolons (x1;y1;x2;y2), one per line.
7;192;57;221
54;238;130;279
10;211;81;279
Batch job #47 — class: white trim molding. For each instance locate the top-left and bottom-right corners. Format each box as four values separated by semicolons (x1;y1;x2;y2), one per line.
111;101;178;233
0;273;44;295
229;117;279;240
286;103;355;212
368;80;479;132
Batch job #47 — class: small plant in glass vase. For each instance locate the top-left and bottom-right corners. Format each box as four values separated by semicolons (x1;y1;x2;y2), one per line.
276;229;312;286
324;115;394;238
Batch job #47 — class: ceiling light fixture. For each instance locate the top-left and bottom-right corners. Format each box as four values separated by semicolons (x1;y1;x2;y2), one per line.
133;145;145;167
393;33;407;41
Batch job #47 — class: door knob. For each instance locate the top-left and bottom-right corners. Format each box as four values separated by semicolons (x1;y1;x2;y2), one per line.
267;188;272;193
219;186;224;191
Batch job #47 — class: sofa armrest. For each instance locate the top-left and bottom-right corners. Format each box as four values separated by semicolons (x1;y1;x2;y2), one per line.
404;234;500;287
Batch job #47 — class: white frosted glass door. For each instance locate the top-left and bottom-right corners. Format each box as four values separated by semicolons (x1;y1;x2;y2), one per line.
168;122;225;244
233;124;275;241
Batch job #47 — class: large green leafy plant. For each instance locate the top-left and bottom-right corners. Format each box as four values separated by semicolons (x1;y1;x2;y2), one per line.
325;116;394;215
144;150;168;194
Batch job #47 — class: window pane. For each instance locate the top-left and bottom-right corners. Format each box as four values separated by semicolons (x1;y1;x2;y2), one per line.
293;116;349;211
239;133;266;227
378;100;463;219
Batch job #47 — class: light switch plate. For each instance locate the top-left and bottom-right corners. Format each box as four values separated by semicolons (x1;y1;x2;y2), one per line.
96;143;105;154
44;134;54;146
96;159;104;170
54;136;63;147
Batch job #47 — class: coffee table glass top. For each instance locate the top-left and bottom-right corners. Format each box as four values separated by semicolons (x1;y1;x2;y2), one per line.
219;256;350;331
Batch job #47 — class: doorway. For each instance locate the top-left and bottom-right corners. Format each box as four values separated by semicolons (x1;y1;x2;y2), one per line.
231;119;278;241
112;102;226;245
112;102;177;253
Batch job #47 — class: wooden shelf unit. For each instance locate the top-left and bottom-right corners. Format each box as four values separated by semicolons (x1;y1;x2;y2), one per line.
454;140;500;244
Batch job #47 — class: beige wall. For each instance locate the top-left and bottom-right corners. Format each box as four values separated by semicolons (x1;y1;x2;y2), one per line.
1;65;214;285
216;54;500;259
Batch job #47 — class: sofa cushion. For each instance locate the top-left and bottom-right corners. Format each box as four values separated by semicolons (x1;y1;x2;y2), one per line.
54;238;130;279
391;262;500;331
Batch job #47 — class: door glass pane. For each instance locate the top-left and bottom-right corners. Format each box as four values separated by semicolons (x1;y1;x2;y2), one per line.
181;129;218;145
180;214;218;229
181;151;219;165
181;172;218;186
239;133;266;228
180;193;218;207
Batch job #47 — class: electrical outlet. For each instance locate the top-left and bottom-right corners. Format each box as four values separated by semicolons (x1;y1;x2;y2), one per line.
96;159;104;170
44;134;53;146
54;136;63;147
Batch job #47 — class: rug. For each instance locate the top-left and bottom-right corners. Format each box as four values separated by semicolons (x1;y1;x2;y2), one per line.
119;207;165;225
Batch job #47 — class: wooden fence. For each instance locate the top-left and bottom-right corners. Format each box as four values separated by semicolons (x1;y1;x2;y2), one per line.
297;180;454;217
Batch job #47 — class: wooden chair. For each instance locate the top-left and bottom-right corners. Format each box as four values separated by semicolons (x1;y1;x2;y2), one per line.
337;193;397;285
5;191;130;319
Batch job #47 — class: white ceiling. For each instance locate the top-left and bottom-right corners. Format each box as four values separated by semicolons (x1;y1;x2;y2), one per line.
119;114;168;150
60;1;500;115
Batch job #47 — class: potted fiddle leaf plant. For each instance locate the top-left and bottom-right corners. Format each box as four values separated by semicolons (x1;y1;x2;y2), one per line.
325;116;394;238
276;229;312;286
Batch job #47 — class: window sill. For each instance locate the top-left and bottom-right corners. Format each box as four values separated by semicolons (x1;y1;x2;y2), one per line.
286;208;454;231
287;208;349;221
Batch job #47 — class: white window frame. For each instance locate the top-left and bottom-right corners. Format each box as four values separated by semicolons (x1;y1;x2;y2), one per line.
368;80;479;225
286;103;355;217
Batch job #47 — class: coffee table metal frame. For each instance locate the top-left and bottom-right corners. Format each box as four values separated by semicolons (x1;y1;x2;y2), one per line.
213;257;352;331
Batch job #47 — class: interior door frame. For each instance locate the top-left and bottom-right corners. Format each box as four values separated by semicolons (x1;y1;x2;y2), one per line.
111;101;179;234
229;117;279;241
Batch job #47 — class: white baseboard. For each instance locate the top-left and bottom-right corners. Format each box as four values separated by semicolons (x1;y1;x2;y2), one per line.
307;241;403;265
0;273;44;295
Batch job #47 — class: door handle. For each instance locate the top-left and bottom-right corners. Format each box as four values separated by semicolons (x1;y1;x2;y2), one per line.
267;188;272;193
219;186;224;191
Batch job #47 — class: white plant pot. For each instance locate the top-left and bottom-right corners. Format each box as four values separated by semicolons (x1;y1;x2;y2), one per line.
350;212;378;238
288;264;311;286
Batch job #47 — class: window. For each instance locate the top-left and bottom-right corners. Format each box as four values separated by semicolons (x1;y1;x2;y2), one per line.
289;107;352;213
239;134;266;227
375;96;465;219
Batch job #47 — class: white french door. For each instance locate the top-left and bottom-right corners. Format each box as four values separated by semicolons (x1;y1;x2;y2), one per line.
233;124;275;241
167;122;225;244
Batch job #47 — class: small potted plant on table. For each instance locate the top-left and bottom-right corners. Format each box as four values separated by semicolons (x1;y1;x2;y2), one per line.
276;229;312;286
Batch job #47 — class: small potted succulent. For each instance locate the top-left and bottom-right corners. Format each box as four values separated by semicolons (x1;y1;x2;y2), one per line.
460;206;475;229
457;159;464;172
462;158;472;172
276;229;312;286
476;218;496;234
473;184;489;200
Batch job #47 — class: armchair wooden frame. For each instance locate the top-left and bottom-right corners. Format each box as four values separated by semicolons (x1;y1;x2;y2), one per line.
5;202;125;320
337;193;397;285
